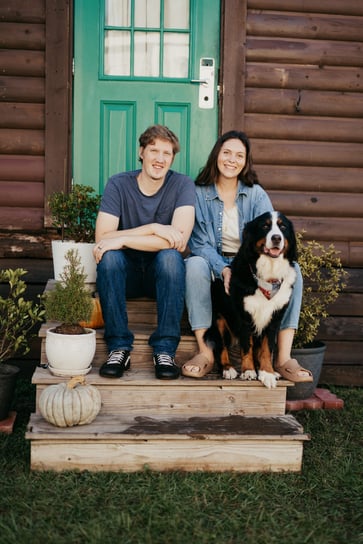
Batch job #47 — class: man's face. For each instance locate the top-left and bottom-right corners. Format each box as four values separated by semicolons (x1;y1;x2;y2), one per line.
139;138;174;181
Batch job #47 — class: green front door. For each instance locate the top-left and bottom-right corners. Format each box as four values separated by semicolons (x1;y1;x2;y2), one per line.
73;0;220;193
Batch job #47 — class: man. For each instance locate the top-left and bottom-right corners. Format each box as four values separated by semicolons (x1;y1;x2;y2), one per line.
94;125;195;380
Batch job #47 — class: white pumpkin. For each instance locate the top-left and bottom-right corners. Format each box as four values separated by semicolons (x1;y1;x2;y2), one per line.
39;376;102;427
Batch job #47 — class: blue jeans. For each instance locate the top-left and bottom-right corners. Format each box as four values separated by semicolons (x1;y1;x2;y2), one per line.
97;249;185;356
185;255;302;331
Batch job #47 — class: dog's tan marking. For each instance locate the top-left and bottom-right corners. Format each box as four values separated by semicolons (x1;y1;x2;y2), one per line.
257;336;274;374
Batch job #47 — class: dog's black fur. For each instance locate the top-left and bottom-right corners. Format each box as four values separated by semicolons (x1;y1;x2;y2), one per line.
204;211;298;388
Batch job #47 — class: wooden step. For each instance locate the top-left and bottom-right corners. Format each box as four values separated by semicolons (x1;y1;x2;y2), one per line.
29;293;307;473
26;412;309;472
32;366;291;417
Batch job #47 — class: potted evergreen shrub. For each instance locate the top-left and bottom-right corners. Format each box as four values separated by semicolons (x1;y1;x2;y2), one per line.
288;233;348;399
43;249;96;377
0;268;44;420
48;184;101;283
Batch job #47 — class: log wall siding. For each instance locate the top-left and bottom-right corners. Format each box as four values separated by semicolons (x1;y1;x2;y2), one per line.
221;0;363;383
243;1;363;267
0;0;46;231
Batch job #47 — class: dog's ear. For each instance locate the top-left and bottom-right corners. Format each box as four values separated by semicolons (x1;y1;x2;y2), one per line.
284;215;298;262
240;220;256;261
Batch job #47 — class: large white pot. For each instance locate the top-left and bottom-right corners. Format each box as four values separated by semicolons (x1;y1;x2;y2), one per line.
45;328;96;377
51;240;97;283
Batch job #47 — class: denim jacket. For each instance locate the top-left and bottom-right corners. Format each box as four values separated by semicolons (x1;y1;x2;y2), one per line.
188;181;273;279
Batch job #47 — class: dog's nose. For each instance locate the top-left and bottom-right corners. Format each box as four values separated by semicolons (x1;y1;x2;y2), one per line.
271;234;282;244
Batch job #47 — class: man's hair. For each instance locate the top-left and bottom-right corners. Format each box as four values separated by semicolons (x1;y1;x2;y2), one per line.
139;125;180;155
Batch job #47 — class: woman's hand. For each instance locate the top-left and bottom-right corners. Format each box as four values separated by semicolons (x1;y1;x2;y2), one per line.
222;266;232;295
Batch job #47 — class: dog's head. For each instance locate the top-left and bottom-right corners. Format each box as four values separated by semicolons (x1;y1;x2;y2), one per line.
241;211;297;263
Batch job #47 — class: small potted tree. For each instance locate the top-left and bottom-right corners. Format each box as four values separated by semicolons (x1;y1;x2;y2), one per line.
43;249;96;377
288;233;348;399
48;184;101;283
0;268;44;420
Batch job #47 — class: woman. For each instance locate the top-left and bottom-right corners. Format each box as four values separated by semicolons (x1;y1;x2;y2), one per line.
182;130;313;383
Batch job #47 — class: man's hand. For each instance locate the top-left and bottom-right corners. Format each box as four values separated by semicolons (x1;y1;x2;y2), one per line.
153;224;186;251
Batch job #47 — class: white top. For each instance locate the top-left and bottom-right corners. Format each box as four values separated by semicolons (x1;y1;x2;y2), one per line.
222;205;240;254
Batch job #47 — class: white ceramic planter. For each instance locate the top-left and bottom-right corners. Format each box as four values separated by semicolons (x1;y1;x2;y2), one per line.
45;328;96;377
51;240;97;283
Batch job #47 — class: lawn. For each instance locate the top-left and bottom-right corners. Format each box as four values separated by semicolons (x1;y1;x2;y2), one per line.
0;375;362;544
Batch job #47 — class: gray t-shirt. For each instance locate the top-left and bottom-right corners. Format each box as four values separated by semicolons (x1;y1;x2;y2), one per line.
100;169;195;230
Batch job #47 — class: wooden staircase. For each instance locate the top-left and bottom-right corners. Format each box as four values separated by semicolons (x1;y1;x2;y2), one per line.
26;299;309;472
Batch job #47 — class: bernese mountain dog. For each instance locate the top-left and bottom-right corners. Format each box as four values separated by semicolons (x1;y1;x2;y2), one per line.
204;211;298;388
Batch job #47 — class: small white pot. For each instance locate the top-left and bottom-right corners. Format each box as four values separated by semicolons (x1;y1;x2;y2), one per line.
51;240;97;283
45;327;96;377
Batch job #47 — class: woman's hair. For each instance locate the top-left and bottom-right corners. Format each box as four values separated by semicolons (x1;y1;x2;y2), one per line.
195;130;260;187
139;125;180;157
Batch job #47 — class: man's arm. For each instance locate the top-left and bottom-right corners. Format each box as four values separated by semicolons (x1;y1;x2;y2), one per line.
94;207;194;261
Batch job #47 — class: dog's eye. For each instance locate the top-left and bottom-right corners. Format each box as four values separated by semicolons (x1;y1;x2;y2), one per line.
263;224;269;231
280;224;287;231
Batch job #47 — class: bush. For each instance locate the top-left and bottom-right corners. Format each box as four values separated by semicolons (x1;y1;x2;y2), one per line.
48;184;101;243
43;249;93;334
0;269;45;362
294;233;348;349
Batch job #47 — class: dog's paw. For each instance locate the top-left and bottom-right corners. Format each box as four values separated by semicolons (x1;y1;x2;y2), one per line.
223;367;238;380
258;370;277;389
240;370;257;381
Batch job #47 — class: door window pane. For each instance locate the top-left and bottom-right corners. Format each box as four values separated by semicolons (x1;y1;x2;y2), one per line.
105;31;130;76
164;0;189;29
163;33;189;78
134;32;160;77
105;0;130;26
134;0;160;27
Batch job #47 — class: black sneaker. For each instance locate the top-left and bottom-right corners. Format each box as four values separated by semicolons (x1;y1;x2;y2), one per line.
153;353;180;380
99;350;131;378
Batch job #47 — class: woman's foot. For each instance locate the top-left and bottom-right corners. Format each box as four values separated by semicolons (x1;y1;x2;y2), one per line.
182;353;214;378
275;358;313;383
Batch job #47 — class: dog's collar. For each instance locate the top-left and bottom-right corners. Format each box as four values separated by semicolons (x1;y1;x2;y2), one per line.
250;265;282;300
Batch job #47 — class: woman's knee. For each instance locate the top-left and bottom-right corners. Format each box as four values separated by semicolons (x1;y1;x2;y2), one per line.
185;256;210;282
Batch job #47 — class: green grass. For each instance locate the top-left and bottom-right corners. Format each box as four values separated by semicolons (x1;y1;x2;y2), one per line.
0;378;362;544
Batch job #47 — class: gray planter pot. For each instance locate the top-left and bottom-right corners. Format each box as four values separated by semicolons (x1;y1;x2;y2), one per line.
287;341;327;400
0;363;20;420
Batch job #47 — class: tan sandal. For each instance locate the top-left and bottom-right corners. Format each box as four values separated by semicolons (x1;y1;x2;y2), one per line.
182;354;214;378
275;358;313;383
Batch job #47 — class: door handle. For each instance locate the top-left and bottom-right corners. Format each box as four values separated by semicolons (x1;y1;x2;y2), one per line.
190;79;208;85
191;58;215;109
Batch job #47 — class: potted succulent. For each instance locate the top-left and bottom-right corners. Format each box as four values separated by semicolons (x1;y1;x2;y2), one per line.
288;233;348;399
43;249;96;377
0;268;44;420
48;184;101;283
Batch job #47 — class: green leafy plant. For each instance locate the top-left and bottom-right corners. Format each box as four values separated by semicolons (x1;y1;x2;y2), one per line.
48;184;101;243
294;232;348;349
0;269;45;362
43;249;94;334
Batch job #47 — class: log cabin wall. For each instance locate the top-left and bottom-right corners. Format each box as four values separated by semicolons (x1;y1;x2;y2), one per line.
0;0;70;359
221;0;363;384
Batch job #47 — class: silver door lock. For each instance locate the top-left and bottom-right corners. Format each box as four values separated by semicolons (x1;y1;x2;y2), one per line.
191;58;215;109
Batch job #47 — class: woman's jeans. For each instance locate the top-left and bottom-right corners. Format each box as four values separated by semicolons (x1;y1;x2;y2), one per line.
97;249;185;356
185;255;302;331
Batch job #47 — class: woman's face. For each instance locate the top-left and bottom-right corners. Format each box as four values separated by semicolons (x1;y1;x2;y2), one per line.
217;138;247;179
